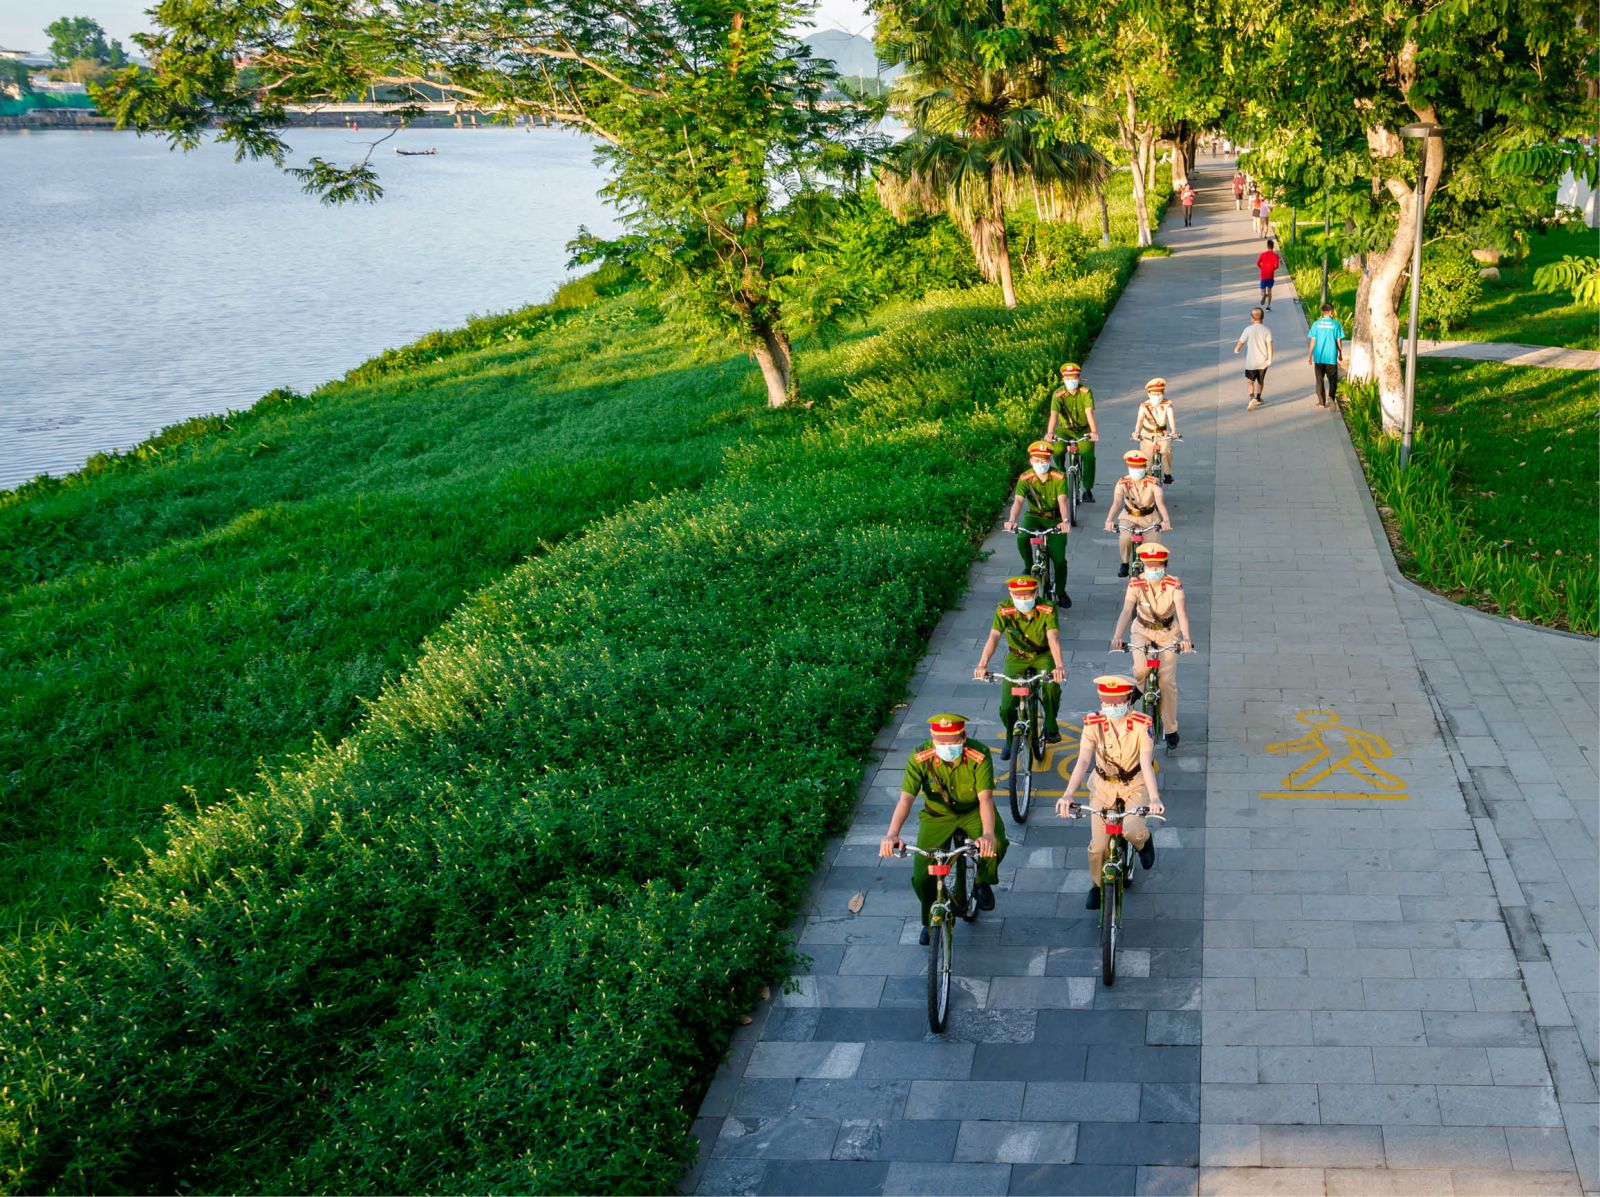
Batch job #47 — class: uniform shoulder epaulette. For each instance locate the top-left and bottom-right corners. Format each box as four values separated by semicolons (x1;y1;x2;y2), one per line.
1048;470;1064;481
1128;577;1149;589
1164;575;1183;588
1017;470;1035;484
998;604;1018;617
1084;712;1107;726
914;746;938;763
962;745;985;764
1036;603;1055;615
1128;712;1153;727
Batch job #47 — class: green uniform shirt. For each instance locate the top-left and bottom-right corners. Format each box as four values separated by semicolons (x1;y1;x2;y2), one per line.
1014;468;1067;521
1050;385;1095;435
992;600;1059;661
902;740;996;814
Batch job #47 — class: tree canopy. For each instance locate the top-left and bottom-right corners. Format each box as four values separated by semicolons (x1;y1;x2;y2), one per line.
44;16;126;67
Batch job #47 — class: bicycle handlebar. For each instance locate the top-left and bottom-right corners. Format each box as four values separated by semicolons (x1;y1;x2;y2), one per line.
985;671;1049;684
894;842;981;861
1046;434;1093;445
1062;803;1168;823
1112;643;1197;655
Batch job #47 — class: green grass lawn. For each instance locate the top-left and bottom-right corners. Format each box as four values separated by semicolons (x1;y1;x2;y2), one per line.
0;285;836;936
1419;358;1598;584
1287;224;1597;349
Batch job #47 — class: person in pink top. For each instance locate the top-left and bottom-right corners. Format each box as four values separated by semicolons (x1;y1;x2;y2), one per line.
1256;239;1281;310
1257;196;1274;239
1180;182;1196;226
1232;171;1245;210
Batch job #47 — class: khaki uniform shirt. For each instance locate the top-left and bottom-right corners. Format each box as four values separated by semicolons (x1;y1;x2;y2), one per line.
992;601;1058;664
1114;475;1164;523
1134;400;1174;439
1081;710;1154;805
903;740;995;815
1014;469;1067;522
1130;575;1183;641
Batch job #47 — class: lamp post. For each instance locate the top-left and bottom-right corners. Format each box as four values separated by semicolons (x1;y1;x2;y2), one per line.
1398;122;1442;470
1320;144;1332;306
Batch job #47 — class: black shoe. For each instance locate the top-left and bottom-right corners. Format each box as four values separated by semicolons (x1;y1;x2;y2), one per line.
1139;839;1157;870
1046;730;1063;744
918;926;930;946
1062;593;1072;609
1000;738;1013;762
975;883;996;911
1166;732;1180;749
1081;490;1094;504
1117;563;1129;578
1085;885;1102;910
1162;474;1174;485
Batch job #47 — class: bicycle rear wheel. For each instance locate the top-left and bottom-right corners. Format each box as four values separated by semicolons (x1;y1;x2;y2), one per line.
928;917;954;1032
1028;689;1046;764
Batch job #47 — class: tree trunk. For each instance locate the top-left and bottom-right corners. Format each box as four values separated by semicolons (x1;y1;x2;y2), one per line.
1179;130;1198;179
1348;265;1376;383
1118;79;1153;248
1094;178;1111;247
1362;106;1444;434
970;186;1018;307
1143;128;1156;191
996;226;1018;308
750;321;793;407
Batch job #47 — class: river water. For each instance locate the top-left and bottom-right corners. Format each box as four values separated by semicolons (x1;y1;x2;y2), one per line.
0;126;618;490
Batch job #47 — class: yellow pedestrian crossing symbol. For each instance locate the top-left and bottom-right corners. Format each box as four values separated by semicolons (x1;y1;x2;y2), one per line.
1259;709;1408;800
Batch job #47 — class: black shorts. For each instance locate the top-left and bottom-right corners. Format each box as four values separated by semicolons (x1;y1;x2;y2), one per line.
1244;368;1267;383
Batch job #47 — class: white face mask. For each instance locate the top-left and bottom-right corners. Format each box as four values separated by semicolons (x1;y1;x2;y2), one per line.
1128;468;1147;480
1064;379;1080;392
1102;702;1130;719
1031;460;1050;477
1145;393;1163;404
934;741;964;763
1145;566;1167;580
1014;597;1037;614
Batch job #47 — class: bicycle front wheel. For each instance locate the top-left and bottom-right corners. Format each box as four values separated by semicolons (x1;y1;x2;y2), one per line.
1067;464;1080;527
928;917;954;1032
1144;680;1163;740
1100;880;1118;986
1009;742;1030;823
957;850;978;923
1029;690;1046;764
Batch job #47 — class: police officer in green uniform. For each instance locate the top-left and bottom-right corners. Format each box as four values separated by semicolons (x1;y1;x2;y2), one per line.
973;575;1068;759
1046;361;1099;502
880;712;1007;944
1003;440;1072;609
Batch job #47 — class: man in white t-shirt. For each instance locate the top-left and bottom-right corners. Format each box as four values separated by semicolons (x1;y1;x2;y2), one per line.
1232;307;1273;410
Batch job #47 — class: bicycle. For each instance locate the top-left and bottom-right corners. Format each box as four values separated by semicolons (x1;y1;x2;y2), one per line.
1006;523;1069;599
1114;641;1194;744
1063;802;1166;985
1142;432;1182;482
1120;520;1162;579
1047;434;1093;526
986;669;1051;821
893;834;982;1032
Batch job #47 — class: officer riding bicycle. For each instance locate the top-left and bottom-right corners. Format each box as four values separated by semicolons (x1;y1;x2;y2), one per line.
880;713;1006;945
1055;676;1164;910
1047;362;1100;503
1003;440;1072;608
1103;450;1173;577
1109;541;1196;750
1133;377;1179;485
974;576;1067;760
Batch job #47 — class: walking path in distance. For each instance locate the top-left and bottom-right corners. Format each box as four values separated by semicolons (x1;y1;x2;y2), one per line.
1411;340;1599;371
684;156;1598;1197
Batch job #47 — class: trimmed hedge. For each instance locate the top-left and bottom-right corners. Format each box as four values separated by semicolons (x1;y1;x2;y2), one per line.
0;257;1138;1194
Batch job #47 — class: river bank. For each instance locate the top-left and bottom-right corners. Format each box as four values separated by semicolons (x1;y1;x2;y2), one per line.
0;177;1170;1192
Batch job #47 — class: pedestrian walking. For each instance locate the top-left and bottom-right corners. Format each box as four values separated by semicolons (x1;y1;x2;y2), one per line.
1258;195;1274;239
1232;170;1245;210
1180;181;1196;226
1307;302;1346;407
1232;307;1274;409
1256;239;1280;310
1248;186;1262;232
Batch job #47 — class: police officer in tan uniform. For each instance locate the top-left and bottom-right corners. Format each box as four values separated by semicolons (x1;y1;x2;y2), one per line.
1110;542;1195;750
1132;377;1178;484
1103;450;1172;577
1055;676;1163;909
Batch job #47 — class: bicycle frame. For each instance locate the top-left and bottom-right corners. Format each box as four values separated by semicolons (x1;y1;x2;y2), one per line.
1024;526;1068;594
988;669;1051;822
1123;522;1160;577
895;838;981;1031
1114;642;1193;744
1065;802;1165;985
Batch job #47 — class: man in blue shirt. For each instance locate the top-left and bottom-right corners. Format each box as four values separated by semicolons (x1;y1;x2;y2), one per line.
1307;303;1346;407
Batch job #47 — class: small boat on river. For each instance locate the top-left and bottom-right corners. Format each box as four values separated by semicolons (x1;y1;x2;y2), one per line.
396;147;437;156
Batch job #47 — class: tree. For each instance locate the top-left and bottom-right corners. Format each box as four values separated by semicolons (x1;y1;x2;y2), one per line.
873;0;1105;308
1238;0;1590;432
95;0;880;408
44;16;126;67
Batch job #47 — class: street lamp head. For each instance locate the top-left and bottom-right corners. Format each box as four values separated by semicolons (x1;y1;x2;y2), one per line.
1399;122;1442;139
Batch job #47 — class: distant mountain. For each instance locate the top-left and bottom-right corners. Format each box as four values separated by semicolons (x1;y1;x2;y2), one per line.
802;29;899;81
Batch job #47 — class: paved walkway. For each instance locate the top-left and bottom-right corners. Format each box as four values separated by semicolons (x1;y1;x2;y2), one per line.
1411;340;1599;371
684;159;1598;1196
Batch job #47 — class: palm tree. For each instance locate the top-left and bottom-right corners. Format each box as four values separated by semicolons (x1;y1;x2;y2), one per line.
876;0;1106;308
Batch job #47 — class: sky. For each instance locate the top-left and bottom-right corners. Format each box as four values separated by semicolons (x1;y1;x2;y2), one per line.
0;0;874;56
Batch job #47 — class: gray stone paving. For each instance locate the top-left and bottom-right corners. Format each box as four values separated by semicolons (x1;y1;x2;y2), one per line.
1411;339;1600;372
684;156;1598;1196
